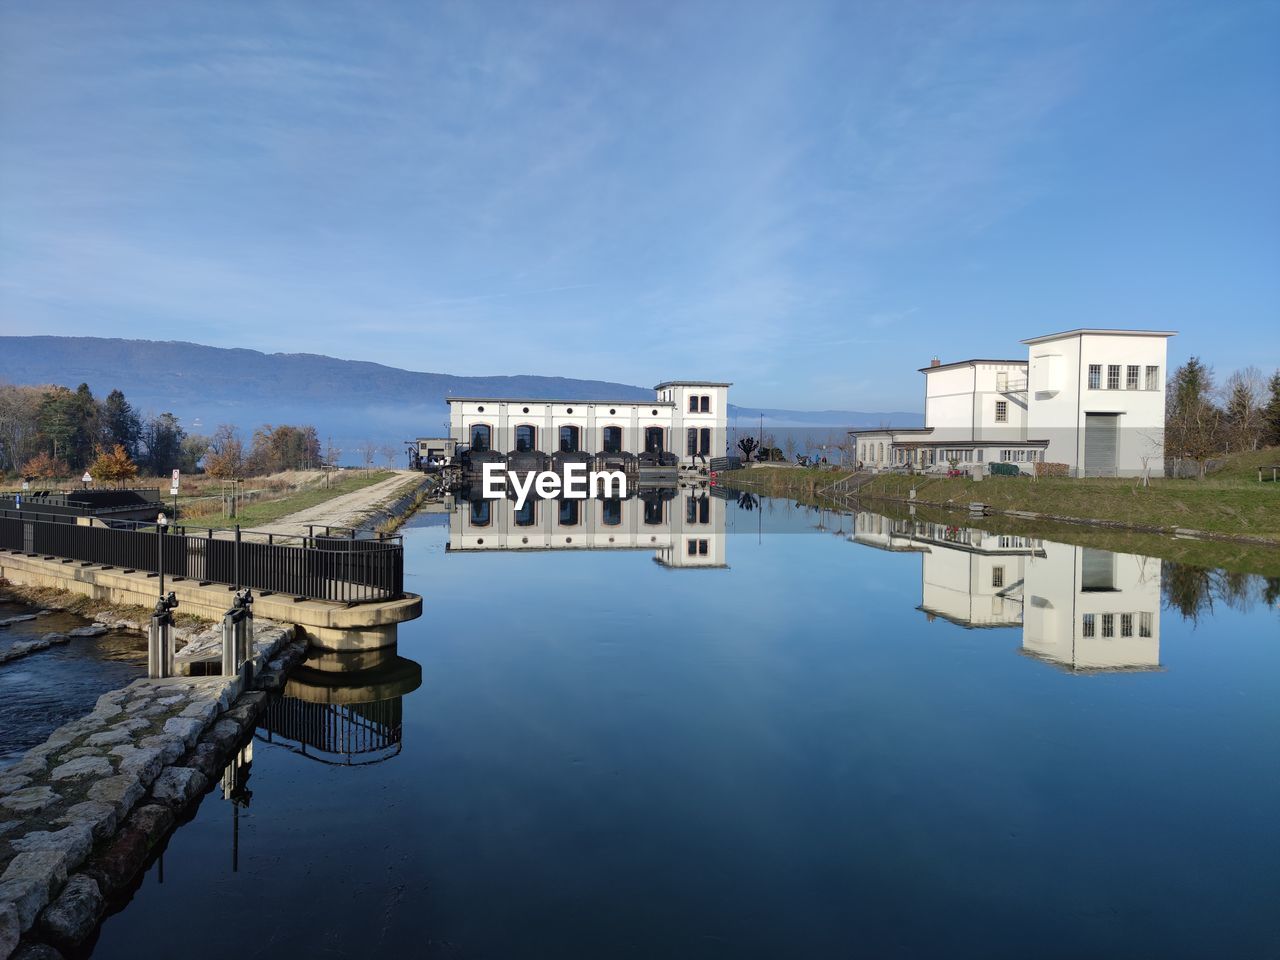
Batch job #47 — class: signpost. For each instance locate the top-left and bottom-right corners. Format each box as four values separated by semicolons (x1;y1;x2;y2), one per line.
82;471;92;489
170;469;180;526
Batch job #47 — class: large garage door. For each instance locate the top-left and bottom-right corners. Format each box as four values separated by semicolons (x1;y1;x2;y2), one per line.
1084;413;1119;477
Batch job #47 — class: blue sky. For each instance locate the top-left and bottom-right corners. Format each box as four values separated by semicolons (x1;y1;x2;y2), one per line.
1;0;1276;410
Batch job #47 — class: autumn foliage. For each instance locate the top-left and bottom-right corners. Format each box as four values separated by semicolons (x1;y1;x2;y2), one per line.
88;444;139;487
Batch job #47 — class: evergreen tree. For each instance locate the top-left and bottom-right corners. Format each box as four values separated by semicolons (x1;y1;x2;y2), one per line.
102;389;142;459
141;412;186;473
1264;370;1280;448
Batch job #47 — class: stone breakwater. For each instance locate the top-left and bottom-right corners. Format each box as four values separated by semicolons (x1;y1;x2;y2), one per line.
0;620;308;959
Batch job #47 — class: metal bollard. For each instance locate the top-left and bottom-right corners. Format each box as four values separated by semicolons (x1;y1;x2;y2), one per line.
148;591;179;678
221;588;254;684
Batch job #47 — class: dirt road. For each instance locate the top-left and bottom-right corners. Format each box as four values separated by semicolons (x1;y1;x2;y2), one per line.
253;470;424;537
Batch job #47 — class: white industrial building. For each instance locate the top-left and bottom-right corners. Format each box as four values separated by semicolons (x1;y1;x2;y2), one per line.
446;380;730;469
850;329;1174;477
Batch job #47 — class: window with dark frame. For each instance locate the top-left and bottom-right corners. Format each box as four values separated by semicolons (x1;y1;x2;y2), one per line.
1107;364;1121;390
602;425;622;453
700;396;710;413
559;424;580;453
514;424;536;453
1088;364;1101;389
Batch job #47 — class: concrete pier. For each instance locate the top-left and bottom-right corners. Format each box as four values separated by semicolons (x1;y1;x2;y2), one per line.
0;551;421;651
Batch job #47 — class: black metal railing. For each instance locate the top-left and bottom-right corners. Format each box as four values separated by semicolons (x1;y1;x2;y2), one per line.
0;511;403;604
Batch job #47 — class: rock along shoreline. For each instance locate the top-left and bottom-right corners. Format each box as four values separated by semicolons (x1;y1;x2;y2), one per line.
0;617;308;959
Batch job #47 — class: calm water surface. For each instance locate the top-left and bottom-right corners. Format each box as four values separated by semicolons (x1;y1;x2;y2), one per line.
89;492;1280;959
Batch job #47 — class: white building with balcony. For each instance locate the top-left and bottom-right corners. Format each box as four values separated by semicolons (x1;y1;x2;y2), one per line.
849;329;1173;477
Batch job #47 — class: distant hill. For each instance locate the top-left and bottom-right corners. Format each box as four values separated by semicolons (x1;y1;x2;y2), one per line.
0;336;920;461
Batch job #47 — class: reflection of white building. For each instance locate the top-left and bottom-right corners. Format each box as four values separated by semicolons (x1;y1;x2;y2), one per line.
853;514;1162;672
447;381;731;468
849;329;1174;476
447;487;728;569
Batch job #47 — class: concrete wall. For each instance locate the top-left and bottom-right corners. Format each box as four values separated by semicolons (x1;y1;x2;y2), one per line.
0;550;421;651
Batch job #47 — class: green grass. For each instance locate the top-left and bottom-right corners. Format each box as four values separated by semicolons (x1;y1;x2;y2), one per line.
177;471;396;530
721;452;1280;576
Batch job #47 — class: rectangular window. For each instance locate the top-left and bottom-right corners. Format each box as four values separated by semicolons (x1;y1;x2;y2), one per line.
1088;364;1101;389
992;566;1004;588
976;449;983;462
1140;612;1153;637
687;428;697;455
1146;365;1159;391
1102;614;1115;638
689;395;698;413
687;539;697;556
700;396;710;413
698;539;709;556
1121;613;1133;638
995;400;1008;423
1127;365;1139;390
1107;365;1121;390
1082;614;1095;638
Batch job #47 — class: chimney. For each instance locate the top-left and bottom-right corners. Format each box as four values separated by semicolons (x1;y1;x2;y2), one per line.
930;357;941;367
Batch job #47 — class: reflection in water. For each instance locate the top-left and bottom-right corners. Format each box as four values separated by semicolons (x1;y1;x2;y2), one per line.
257;639;423;765
853;514;1164;672
448;485;729;569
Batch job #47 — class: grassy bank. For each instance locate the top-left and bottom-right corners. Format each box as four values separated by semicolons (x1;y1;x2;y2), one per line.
177;470;395;530
721;454;1280;576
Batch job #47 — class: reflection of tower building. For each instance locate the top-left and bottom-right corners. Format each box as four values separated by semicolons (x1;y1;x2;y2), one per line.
257;642;423;765
852;514;1162;672
653;489;727;569
1021;544;1162;672
447;487;728;568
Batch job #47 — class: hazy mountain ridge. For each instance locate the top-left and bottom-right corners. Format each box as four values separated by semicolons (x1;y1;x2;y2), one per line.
0;336;921;454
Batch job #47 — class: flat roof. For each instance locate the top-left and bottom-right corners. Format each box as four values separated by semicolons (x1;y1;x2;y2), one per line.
653;380;733;389
446;397;675;407
918;359;1028;373
847;427;933;435
1021;328;1177;345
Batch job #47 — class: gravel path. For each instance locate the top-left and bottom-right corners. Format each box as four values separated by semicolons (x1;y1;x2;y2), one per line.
251;471;423;537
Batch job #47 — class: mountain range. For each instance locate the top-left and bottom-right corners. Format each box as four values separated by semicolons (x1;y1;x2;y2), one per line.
0;336;921;459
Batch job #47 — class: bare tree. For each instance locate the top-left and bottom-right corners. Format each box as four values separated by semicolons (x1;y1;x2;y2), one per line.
357;439;378;475
379;443;397;468
1221;366;1268;452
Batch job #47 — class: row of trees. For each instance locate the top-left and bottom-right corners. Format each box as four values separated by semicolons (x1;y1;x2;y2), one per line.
0;382;198;479
0;380;334;482
1166;361;1280;476
204;423;328;479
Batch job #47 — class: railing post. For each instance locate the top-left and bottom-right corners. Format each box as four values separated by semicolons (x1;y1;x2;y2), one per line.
234;524;241;590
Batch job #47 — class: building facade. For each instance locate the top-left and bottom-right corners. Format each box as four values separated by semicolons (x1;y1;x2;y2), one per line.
849;329;1173;477
446;380;731;469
